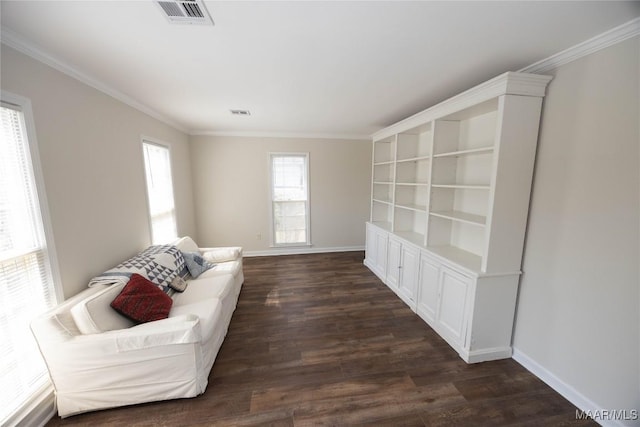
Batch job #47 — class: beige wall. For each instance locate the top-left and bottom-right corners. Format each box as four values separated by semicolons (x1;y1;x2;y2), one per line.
189;135;371;253
514;37;639;414
1;46;196;299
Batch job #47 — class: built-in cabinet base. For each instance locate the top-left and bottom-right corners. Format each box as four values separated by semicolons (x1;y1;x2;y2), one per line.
365;221;520;364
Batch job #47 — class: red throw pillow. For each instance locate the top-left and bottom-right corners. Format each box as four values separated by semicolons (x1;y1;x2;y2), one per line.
111;274;173;323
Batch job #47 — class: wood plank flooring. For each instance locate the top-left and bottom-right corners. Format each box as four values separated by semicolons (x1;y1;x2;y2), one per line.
47;251;593;426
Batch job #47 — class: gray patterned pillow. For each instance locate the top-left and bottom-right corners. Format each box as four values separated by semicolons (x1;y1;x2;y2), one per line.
181;251;215;278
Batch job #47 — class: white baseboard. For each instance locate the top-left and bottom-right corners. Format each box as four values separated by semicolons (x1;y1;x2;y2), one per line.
512;348;634;427
244;245;364;257
463;346;513;364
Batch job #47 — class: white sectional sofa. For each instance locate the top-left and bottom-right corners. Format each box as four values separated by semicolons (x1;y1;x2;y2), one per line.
30;237;243;418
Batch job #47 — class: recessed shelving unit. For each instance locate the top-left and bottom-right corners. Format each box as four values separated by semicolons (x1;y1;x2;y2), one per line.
372;182;393;204
396;182;428;206
365;71;552;364
396;124;432;161
393;204;427;246
370;136;396;229
373;137;395;164
396;160;430;185
373;163;394;183
427;214;485;269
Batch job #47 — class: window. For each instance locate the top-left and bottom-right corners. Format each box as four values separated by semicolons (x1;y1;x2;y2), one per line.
0;94;60;425
269;153;310;246
142;140;177;244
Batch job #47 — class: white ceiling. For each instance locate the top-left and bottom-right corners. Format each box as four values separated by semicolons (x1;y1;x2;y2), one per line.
1;1;639;138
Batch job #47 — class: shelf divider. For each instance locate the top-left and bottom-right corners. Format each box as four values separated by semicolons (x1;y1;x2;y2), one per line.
396;155;431;163
396;203;428;213
430;210;486;227
431;184;491;190
433;146;493;158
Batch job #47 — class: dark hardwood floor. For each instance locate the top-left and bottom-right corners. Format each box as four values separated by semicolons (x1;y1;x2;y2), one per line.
47;251;593;426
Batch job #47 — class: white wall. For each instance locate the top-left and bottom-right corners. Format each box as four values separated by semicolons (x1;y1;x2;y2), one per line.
1;46;196;299
514;36;639;420
189;135;371;253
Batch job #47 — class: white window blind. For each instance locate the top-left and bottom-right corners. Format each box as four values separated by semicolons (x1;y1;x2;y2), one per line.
143;141;177;244
0;102;57;425
270;153;310;246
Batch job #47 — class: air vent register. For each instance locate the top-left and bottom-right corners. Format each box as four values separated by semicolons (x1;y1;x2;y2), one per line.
155;0;213;25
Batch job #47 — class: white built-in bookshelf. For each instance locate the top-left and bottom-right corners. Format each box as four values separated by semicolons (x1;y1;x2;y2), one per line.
365;71;552;363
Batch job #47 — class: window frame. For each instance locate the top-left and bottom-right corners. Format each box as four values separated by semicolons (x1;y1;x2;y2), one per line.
268;152;311;248
0;90;63;426
141;137;179;245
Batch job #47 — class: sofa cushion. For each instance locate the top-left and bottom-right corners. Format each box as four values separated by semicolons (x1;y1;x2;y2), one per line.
172;275;234;306
182;251;215;278
70;283;135;334
111;274;173;323
173;236;200;254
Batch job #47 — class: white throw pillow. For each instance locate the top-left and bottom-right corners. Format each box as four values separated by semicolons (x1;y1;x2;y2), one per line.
202;248;241;263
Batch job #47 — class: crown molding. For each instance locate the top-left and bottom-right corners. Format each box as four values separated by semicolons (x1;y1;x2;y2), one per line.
1;28;368;141
520;17;640;74
4;16;638;140
190;130;370;141
371;17;639;141
1;27;189;134
371;71;552;142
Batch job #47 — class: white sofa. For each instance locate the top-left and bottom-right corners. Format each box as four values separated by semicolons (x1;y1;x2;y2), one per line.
30;237;243;418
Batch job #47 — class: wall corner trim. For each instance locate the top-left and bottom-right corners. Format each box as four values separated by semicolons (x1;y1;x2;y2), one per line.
189;130;371;141
520;17;640;74
512;348;628;427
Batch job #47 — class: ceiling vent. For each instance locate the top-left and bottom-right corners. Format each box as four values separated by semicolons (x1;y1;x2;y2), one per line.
155;1;213;25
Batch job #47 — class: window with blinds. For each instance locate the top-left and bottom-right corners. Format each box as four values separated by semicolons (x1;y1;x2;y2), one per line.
0;100;58;425
142;141;177;245
269;153;310;246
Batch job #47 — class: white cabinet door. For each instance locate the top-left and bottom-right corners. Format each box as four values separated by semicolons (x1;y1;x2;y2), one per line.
417;252;439;324
365;224;388;280
374;229;388;278
386;237;402;290
365;224;376;265
397;244;419;306
436;266;471;346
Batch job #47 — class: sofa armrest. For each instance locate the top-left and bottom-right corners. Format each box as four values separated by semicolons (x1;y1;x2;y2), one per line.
32;313;206;416
32;313;202;362
200;246;243;263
